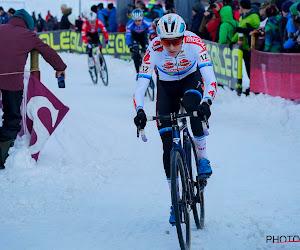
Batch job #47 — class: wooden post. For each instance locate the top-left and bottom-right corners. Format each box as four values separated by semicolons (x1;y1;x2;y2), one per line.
30;50;40;80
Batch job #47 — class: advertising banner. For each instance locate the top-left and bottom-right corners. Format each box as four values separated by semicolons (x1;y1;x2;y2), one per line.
38;31;243;89
204;40;243;91
250;49;300;100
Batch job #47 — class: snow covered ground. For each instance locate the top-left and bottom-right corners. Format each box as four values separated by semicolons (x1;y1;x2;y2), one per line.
0;52;300;250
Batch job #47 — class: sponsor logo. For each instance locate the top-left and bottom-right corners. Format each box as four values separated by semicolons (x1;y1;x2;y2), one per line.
163;62;174;69
185;35;207;50
143;52;150;62
208;90;216;100
179;59;189;67
152;41;163;52
173;138;180;144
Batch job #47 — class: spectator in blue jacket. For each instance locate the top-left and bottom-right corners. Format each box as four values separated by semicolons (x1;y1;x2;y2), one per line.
97;3;118;32
282;1;298;52
0;7;9;24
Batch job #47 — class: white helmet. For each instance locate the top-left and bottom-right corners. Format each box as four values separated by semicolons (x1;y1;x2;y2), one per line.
131;8;143;21
157;14;186;39
87;12;97;22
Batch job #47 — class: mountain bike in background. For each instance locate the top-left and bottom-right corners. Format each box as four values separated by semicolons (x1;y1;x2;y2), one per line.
89;44;108;86
138;103;208;250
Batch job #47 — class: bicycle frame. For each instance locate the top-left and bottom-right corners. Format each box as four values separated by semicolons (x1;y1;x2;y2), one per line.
169;112;195;206
93;46;102;74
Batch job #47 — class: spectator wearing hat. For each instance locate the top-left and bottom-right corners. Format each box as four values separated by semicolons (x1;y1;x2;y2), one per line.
230;0;260;79
60;4;73;29
223;0;240;21
264;4;282;53
205;2;223;42
146;1;163;21
218;5;239;44
7;8;15;18
191;2;208;39
0;9;67;169
0;6;9;24
282;0;298;51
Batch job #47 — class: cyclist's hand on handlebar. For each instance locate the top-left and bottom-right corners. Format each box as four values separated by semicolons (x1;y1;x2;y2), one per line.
128;44;134;53
198;102;211;120
86;43;93;49
134;109;147;129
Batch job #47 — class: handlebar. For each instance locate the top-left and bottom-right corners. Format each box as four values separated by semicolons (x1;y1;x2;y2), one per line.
137;111;209;142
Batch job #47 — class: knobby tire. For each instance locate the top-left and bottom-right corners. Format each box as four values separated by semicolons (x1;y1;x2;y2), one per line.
170;150;191;250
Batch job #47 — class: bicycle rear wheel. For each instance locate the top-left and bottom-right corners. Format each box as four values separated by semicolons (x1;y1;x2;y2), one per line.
146;78;155;101
185;137;205;229
170;150;191;250
89;65;98;84
98;52;108;86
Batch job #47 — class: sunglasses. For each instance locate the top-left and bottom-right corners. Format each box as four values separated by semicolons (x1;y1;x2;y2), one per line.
161;37;183;47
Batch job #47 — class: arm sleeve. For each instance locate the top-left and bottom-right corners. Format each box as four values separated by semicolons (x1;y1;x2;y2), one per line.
125;21;133;46
81;22;88;44
193;38;217;102
32;35;67;71
97;19;109;40
133;46;156;111
218;24;227;44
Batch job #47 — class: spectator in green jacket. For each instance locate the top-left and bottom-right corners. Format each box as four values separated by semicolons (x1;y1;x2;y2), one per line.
264;4;282;53
218;6;238;44
231;0;260;79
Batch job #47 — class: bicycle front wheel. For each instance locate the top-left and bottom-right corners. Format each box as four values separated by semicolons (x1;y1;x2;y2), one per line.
98;53;108;86
89;65;98;84
185;137;205;229
170;150;191;250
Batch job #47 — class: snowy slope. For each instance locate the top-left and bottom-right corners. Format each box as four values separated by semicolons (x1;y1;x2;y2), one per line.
0;52;300;250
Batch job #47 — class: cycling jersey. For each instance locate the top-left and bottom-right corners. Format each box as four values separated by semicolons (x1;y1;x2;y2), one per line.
133;31;217;111
126;17;154;46
81;19;109;44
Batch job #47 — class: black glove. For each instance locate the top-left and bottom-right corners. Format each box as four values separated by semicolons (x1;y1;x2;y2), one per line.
198;102;211;121
134;109;147;129
128;44;134;53
229;42;235;50
236;27;245;33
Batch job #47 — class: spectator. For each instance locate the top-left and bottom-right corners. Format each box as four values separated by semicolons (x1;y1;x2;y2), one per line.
91;5;98;14
282;0;297;52
218;5;239;44
116;0;132;32
98;3;104;11
60;4;73;29
7;8;16;18
107;3;118;32
206;2;223;42
31;11;37;28
223;0;240;21
190;2;208;39
0;6;9;24
36;13;45;32
0;9;66;169
45;10;51;22
45;14;57;31
264;4;282;53
231;0;260;79
146;1;163;21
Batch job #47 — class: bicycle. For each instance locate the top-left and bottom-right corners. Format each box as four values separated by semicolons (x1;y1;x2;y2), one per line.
138;104;209;250
88;44;108;86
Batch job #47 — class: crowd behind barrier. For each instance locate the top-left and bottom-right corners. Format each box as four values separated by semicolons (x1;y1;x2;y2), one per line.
1;0;299;100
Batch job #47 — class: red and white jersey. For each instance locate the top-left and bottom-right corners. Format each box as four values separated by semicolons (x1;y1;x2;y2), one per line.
81;19;109;44
133;31;217;111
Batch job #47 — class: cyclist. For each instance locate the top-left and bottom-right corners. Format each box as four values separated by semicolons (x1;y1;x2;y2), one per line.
133;14;217;225
126;8;155;74
150;17;160;41
81;12;109;69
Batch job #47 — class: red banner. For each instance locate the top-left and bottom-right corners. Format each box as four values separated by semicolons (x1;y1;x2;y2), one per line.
250;49;300;100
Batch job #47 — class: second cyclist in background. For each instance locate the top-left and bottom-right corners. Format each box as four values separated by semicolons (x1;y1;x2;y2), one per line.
126;9;155;75
81;12;109;69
